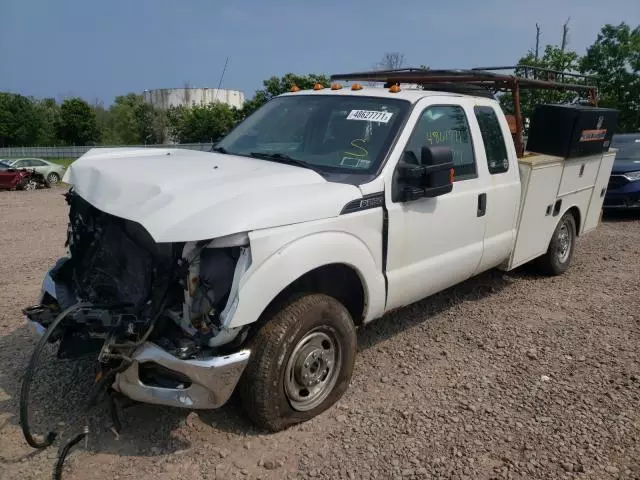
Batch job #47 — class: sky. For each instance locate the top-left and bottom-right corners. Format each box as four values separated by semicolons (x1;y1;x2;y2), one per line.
1;0;638;105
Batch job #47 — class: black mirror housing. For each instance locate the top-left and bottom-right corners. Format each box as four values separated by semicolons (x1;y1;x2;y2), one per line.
392;146;455;202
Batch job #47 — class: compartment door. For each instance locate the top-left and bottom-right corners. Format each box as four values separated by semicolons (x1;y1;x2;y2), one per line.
582;152;616;234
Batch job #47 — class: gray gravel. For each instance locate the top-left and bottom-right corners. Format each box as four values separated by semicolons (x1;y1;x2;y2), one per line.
1;187;639;480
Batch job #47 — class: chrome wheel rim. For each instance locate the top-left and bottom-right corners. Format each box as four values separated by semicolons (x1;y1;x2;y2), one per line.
47;174;59;185
25;180;37;191
284;329;341;412
557;222;572;263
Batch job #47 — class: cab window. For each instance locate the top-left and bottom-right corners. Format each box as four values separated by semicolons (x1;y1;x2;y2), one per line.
405;105;476;180
474;106;509;174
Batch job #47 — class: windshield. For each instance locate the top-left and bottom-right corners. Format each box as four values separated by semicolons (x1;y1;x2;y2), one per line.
216;94;410;173
611;136;640;161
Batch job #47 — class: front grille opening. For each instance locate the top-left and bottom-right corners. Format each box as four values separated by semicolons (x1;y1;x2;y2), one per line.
138;362;192;389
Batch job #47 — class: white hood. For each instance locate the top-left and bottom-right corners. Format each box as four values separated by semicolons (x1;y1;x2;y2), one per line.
63;148;362;242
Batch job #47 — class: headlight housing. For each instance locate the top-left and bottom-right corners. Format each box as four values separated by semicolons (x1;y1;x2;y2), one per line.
622;170;640;182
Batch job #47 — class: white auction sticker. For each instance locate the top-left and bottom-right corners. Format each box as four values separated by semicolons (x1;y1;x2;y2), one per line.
346;110;393;123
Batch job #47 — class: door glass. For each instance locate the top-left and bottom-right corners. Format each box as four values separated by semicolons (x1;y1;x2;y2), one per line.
474;106;509;174
405;105;476;180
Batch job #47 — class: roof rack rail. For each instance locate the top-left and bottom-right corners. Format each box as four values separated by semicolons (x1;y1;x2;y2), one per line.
330;67;599;156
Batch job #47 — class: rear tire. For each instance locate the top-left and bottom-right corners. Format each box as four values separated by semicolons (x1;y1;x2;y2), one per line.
538;212;576;275
239;294;357;432
47;172;60;186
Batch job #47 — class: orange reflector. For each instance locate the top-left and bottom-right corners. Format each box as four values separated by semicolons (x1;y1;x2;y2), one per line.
95;371;103;383
313;83;325;90
351;83;363;91
331;83;342;90
449;168;455;183
389;84;401;93
290;84;301;92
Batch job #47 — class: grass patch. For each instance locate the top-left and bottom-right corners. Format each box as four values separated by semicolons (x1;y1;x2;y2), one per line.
48;158;75;168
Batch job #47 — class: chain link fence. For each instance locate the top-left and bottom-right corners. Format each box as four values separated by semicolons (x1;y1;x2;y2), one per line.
0;143;214;160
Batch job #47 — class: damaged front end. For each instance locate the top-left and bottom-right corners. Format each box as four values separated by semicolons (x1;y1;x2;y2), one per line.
24;189;251;410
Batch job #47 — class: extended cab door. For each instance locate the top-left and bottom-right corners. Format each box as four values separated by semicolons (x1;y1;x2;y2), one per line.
384;98;490;311
469;101;521;273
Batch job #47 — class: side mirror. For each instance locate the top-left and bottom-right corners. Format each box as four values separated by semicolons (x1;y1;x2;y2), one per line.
393;146;454;202
420;146;454;198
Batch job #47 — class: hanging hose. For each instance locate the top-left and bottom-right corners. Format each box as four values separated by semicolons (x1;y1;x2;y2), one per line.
54;426;88;480
19;303;94;449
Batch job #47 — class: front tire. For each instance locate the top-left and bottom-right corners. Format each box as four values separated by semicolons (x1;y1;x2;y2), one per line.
21;179;38;191
239;294;357;432
538;211;576;275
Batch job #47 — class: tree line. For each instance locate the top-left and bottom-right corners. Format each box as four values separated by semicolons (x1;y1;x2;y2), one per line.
0;22;637;148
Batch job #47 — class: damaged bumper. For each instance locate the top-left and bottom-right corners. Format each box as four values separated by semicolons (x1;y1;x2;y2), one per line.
27;269;251;410
113;343;250;409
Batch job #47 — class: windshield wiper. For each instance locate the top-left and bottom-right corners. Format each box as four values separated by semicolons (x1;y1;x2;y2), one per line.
249;152;318;172
211;146;228;154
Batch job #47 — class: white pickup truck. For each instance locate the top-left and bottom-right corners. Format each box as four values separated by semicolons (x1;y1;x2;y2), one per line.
25;75;617;433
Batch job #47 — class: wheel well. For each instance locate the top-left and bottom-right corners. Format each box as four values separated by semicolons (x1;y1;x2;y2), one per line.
566;206;581;235
257;264;366;327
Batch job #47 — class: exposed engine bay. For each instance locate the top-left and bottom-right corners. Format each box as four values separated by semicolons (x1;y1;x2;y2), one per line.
24;189;252;413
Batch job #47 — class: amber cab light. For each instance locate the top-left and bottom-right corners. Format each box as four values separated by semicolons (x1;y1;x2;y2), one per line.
290;85;301;92
331;83;342;90
389;84;401;93
313;83;325;90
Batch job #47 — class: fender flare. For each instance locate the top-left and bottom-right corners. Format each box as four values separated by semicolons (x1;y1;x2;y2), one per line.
225;231;386;328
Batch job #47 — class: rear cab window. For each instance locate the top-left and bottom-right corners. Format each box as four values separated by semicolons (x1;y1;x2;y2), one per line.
474;106;510;174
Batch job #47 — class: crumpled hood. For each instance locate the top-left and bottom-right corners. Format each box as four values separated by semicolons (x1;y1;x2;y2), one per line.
63;148;362;242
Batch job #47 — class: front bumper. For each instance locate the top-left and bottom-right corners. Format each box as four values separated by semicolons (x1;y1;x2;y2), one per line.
28;269;251;410
113;343;250;409
604;179;640;209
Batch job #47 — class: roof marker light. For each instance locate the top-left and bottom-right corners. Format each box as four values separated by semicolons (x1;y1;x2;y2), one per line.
290;85;301;92
331;83;342;90
389;84;401;93
313;83;325;90
351;83;363;91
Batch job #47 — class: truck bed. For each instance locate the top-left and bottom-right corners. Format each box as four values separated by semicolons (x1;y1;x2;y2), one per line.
504;149;617;270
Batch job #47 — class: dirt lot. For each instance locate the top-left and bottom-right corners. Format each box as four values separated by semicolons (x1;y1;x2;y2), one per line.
0;187;639;480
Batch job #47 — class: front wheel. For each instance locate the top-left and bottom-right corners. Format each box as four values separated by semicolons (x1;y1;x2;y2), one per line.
239;294;357;432
538;211;576;275
21;179;38;191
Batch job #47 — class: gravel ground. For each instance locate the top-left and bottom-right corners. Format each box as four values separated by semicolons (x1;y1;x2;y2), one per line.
1;187;639;480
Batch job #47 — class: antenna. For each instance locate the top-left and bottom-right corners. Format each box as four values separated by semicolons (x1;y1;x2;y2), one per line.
214;56;230;102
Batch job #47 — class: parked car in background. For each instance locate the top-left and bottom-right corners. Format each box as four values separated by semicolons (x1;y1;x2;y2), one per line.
1;158;66;185
0;165;49;191
604;133;640;209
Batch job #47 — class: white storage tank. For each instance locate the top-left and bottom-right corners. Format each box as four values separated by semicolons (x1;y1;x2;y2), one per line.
143;88;246;110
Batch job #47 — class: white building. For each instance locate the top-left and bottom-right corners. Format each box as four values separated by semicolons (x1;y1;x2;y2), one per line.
143;88;246;110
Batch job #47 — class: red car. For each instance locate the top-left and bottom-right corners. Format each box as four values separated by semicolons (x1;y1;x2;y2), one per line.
0;161;49;190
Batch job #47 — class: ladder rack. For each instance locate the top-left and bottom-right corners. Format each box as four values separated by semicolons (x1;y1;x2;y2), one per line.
330;67;599;157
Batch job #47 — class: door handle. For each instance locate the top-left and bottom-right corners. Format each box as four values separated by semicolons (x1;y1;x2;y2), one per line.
477;193;487;217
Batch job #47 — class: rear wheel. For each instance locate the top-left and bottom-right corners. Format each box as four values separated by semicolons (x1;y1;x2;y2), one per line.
239;294;357;432
538;212;576;275
46;172;60;186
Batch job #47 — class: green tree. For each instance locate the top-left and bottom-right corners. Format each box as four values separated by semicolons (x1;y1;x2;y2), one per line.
34;98;60;145
499;45;583;124
110;93;158;144
241;73;330;118
56;97;100;145
580;22;640;132
0;93;41;146
167;102;237;143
